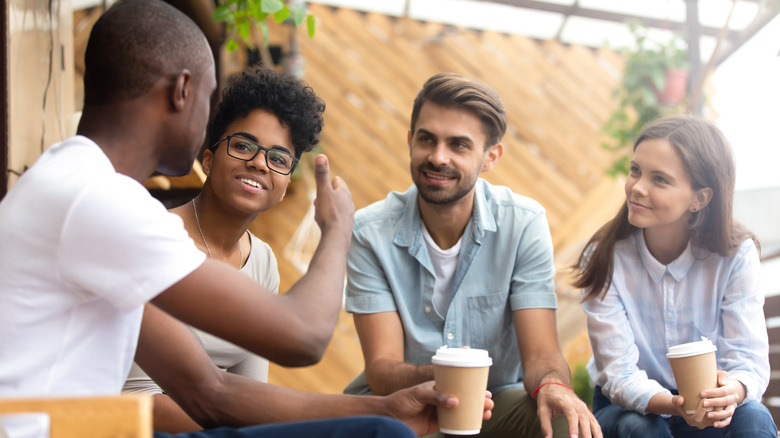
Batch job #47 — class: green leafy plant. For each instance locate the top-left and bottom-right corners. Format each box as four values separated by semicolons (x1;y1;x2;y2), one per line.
571;362;594;408
212;0;316;51
603;23;689;176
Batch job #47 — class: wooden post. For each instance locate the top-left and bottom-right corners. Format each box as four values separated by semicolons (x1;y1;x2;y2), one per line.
685;0;703;115
1;0;8;200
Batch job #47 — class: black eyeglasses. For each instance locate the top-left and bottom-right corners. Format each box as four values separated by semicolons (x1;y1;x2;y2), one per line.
212;135;298;175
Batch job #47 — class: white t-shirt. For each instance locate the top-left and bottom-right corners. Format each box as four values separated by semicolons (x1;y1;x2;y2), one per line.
421;224;461;316
0;136;205;401
123;233;279;393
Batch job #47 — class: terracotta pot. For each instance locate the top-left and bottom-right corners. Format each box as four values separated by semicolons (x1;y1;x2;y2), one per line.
654;68;689;106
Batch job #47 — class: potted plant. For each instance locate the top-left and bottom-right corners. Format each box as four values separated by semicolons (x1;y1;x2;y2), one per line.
211;0;316;51
602;23;690;176
626;23;689;106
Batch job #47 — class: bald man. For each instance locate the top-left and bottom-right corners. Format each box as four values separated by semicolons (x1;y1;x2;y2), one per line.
0;1;490;437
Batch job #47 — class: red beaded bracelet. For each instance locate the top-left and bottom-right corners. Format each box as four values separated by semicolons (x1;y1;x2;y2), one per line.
532;381;573;399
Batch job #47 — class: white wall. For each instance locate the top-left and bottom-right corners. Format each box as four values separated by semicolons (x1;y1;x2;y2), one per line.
734;187;780;253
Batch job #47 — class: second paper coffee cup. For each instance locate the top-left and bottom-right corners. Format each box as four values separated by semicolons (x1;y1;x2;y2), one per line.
432;346;492;435
666;337;718;414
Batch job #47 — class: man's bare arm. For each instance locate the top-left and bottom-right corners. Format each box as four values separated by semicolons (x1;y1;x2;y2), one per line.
148;393;202;433
514;308;601;438
152;155;353;366
353;311;434;395
135;304;483;434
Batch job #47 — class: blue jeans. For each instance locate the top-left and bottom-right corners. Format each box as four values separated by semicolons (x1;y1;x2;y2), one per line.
153;416;416;438
592;387;777;438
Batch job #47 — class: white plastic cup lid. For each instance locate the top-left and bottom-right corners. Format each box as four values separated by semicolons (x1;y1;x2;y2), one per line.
431;346;493;367
666;337;717;358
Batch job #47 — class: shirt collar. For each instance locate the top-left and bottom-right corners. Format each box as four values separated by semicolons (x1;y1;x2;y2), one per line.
395;185;423;249
635;229;695;282
472;179;497;238
394;179;497;248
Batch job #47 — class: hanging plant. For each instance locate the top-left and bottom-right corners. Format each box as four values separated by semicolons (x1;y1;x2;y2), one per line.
212;0;316;51
603;22;689;176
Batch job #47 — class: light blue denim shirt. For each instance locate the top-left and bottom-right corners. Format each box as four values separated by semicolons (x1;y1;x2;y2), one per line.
583;230;768;415
345;179;557;392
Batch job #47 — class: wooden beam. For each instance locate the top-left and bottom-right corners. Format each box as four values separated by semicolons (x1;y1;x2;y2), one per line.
475;0;741;38
552;0;576;42
476;0;777;73
713;4;780;66
686;0;703;115
1;0;7;200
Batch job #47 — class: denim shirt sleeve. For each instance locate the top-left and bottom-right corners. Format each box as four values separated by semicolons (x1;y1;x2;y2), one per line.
508;211;557;310
344;225;398;314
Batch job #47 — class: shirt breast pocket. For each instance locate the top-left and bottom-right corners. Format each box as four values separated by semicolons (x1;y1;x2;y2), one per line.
467;292;511;349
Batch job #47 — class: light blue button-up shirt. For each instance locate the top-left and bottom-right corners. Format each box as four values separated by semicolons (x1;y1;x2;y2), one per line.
583;230;769;414
345;179;557;392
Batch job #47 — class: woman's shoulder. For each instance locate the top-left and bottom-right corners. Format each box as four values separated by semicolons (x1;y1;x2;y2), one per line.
736;236;760;256
244;231;279;292
614;229;642;253
691;236;758;263
247;231;273;254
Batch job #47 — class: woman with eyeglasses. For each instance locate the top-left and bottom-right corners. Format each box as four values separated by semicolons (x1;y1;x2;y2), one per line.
123;66;325;433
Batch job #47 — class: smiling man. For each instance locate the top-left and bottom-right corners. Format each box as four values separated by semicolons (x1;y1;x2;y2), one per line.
344;73;602;438
0;4;489;438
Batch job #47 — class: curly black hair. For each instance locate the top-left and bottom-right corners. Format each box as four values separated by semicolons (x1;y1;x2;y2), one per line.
207;67;325;158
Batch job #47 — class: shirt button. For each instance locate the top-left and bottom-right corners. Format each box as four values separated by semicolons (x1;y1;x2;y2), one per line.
666;312;673;318
447;333;454;340
425;306;431;313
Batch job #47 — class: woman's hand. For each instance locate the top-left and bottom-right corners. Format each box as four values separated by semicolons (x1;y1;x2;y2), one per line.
312;154;354;242
673;395;717;429
698;371;744;428
649;392;716;429
672;370;743;429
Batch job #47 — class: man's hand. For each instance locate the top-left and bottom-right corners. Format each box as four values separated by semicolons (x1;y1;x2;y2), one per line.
312;154;354;241
536;382;602;438
382;381;494;436
514;309;602;437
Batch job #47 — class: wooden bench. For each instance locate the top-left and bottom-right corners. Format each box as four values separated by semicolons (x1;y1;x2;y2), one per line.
0;394;152;438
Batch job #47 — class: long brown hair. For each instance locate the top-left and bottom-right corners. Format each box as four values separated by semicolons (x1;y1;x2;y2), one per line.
574;115;758;301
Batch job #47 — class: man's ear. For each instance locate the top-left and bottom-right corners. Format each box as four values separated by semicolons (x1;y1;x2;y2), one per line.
171;69;192;112
692;187;713;212
407;130;413;154
481;143;504;173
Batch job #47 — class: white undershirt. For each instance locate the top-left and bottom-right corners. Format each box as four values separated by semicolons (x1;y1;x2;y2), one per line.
422;223;462;316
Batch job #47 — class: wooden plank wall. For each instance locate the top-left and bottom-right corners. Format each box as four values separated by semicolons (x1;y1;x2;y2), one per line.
255;4;627;395
765;294;780;426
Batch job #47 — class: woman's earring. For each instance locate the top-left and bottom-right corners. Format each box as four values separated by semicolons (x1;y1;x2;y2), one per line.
687;208;703;229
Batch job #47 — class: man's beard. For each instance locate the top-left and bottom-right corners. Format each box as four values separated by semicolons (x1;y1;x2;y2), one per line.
414;163;475;205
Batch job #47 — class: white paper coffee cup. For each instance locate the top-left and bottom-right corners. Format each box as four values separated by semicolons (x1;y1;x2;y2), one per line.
666;337;718;414
432;347;492;435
